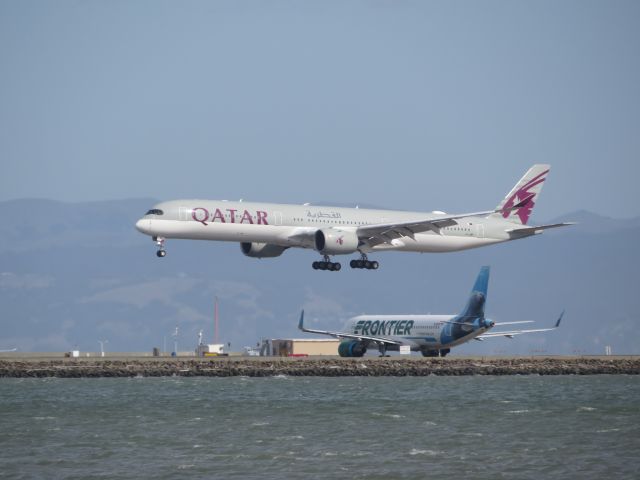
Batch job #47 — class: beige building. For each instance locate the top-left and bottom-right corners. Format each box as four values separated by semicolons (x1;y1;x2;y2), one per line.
270;338;339;356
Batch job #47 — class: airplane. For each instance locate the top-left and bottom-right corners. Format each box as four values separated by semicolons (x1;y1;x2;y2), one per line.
297;266;564;357
135;164;573;271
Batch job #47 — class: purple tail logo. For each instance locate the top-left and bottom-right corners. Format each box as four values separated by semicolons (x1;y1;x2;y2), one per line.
501;169;549;224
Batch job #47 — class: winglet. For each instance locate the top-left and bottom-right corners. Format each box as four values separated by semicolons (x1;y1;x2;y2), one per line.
298;310;305;331
555;310;564;328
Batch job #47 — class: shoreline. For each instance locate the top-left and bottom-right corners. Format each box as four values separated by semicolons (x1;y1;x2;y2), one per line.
1;357;639;377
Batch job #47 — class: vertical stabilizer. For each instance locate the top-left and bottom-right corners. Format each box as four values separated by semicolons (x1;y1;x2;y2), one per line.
493;164;550;225
459;266;490;319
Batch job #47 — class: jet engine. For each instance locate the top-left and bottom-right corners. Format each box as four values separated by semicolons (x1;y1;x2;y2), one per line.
338;340;367;357
314;229;359;255
240;242;288;258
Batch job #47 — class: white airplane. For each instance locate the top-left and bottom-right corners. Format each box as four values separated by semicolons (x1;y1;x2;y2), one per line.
298;266;564;357
135;164;573;271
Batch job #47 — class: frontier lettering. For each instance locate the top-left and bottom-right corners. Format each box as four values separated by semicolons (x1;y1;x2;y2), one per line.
353;320;414;336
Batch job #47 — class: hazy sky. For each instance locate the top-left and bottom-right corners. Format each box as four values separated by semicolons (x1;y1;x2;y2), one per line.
1;1;638;219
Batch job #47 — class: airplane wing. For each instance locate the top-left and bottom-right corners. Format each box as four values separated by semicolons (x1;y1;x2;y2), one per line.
476;311;564;340
356;197;535;248
297;311;402;346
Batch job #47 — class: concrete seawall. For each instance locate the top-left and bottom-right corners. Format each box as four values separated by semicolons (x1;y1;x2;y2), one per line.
1;357;639;377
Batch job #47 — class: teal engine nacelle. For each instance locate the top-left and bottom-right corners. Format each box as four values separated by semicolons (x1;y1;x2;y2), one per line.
338;340;367;357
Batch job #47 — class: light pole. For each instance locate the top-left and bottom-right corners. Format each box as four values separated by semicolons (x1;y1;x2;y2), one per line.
172;326;179;356
98;340;108;357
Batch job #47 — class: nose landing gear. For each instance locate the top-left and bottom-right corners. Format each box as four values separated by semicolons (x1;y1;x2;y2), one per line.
350;253;379;270
154;236;166;258
312;255;341;271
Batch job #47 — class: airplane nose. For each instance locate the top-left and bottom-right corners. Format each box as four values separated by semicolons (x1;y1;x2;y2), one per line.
135;219;151;234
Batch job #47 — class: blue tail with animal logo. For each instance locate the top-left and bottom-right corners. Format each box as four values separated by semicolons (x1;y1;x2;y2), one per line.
459;266;490;321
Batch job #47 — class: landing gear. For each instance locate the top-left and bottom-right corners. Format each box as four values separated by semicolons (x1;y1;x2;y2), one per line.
154;236;166;258
312;255;341;271
350;253;379;270
421;348;450;357
378;344;390;357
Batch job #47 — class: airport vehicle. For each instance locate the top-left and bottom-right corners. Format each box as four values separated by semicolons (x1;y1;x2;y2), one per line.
297;266;563;356
135;164;572;271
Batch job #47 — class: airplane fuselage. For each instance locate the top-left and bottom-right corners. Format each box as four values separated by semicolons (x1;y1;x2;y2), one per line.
344;314;493;352
135;199;514;254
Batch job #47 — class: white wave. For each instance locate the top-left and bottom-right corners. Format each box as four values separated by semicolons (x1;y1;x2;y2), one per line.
372;412;405;419
251;421;270;427
577;406;597;412
409;448;441;456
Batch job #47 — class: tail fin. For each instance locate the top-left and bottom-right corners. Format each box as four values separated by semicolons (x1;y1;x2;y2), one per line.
460;266;490;319
492;164;550;225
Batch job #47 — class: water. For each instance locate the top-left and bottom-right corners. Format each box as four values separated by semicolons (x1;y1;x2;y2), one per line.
1;375;638;479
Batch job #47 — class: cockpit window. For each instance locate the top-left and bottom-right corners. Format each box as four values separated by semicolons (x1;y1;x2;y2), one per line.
145;209;164;216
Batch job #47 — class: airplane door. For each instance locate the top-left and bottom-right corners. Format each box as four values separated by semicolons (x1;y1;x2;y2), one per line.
274;211;283;225
179;207;190;221
474;224;484;238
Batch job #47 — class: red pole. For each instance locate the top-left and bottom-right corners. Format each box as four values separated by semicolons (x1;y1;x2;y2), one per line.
214;296;219;344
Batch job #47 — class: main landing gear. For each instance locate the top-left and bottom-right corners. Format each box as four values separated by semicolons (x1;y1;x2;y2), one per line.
312;255;341;271
350;253;379;270
154;236;167;258
378;344;390;357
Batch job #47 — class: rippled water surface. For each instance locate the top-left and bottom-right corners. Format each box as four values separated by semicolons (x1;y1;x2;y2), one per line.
1;375;638;479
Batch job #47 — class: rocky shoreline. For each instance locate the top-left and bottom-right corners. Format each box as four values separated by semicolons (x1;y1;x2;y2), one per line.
1;357;639;377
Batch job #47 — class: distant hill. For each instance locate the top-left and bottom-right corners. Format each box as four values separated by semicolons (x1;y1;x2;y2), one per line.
1;199;638;356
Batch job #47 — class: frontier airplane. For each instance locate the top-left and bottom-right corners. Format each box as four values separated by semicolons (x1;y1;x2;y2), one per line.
135;164;572;271
298;266;563;357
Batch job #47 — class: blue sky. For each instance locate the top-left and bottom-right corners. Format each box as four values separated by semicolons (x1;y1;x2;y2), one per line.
1;1;638;219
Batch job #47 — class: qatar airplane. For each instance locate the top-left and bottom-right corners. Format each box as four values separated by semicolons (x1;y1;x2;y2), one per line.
298;266;564;357
135;164;572;271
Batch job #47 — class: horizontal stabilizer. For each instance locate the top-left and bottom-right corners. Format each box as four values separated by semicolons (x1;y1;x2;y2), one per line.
493;321;534;326
506;222;576;236
478;311;564;339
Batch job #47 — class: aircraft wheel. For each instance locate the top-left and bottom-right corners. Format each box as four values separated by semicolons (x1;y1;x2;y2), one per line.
333;262;341;271
319;262;327;270
350;260;357;269
312;261;319;270
364;260;372;269
371;261;379;270
157;250;166;258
